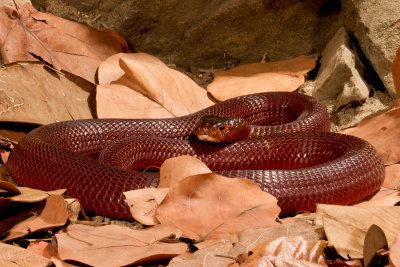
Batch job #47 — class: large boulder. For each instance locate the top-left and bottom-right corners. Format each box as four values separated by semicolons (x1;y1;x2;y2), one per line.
33;0;342;69
342;0;400;98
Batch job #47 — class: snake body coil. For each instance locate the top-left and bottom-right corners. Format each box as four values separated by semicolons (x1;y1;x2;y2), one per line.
6;92;385;219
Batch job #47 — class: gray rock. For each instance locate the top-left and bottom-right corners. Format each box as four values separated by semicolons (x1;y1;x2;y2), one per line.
301;27;391;131
313;27;370;110
34;0;342;69
342;0;400;98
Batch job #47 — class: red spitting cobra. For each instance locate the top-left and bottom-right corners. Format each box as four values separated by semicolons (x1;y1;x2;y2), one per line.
6;92;385;220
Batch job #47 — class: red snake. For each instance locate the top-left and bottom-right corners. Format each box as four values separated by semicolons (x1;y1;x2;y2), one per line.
6;92;385;220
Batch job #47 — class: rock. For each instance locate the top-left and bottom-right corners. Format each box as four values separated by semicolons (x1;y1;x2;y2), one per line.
34;0;342;69
342;0;400;98
313;27;370;110
302;27;391;131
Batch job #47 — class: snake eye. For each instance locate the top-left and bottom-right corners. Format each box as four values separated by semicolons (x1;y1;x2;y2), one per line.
219;124;224;131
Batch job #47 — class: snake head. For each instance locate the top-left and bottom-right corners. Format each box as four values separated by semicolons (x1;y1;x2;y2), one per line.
194;114;251;143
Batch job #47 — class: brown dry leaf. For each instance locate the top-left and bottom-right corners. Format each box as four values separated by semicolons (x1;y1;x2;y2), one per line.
0;149;9;164
227;221;324;260
56;224;187;267
0;129;25;143
315;204;400;259
158;155;212;188
207;55;316;101
354;187;400;207
96;53;214;118
156;173;280;242
96;84;174;119
0;180;20;194
384;164;400;190
27;241;57;259
27;194;68;233
123;187;169;226
168;240;235;267
64;197;81;221
0;3;128;83
240;236;326;267
340;45;400;165
0;242;51;267
9;187;65;203
390;233;400;266
341;105;400;165
2;194;68;242
0;63;93;125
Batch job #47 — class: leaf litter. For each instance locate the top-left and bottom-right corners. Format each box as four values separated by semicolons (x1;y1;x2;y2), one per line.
0;2;399;266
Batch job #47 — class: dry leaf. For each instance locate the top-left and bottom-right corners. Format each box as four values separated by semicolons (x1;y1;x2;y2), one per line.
240;236;326;267
156;173;280;242
315;205;400;259
123;187;169;226
168;241;235;267
227;221;324;259
158;155;212;188
27;241;57;259
64;197;81;221
384;164;400;190
96;84;174;119
354;187;400;207
207;55;316;101
340;45;400;165
96;53;214;118
0;242;51;267
0;149;9;164
0;63;92;125
56;224;187;267
9;187;64;203
27;195;68;233
0;180;20;194
0;3;128;83
390;233;400;267
2;194;68;242
340;106;400;165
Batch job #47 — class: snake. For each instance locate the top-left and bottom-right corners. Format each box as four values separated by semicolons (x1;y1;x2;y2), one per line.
6;92;385;220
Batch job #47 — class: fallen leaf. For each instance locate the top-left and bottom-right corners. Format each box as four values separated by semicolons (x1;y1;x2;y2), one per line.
384;164;400;190
27;194;68;233
389;233;400;267
0;129;26;143
0;207;37;242
123;187;169;226
0;242;51;267
207;55;316;101
56;224;188;267
0;180;20;194
51;256;79;267
96;53;214;118
340;45;400;165
64;197;81;222
240;236;326;267
9;187;64;203
354;187;400;207
156;173;280;242
0;3;128;83
315;205;400;259
363;224;388;267
2;194;68;242
0;63;93;125
168;240;235;267
27;241;57;259
341;106;400;165
158;155;212;188
227;221;325;259
0;149;9;164
96;83;174;119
